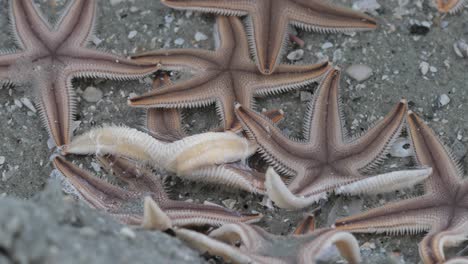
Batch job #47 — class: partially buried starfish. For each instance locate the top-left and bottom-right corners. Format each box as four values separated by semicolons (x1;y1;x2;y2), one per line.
130;16;330;131
436;0;466;13
235;68;432;209
335;111;468;264
173;214;361;264
64;126;267;193
53;155;262;227
160;0;376;74
0;0;158;147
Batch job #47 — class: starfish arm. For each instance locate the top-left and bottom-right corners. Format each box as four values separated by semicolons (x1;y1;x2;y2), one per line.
445;257;468;264
235;104;316;177
9;0;52;50
141;196;173;230
185;164;266;194
408;112;463;194
132;48;219;72
251;61;331;97
64;49;159;80
294;215;316;235
298;229;361;264
436;0;466;13
288;0;377;33
161;0;250;16
419;219;468;263
335;167;432;196
54;0;97;48
174;228;255;264
146;108;186;142
52;156;134;211
334;194;441;235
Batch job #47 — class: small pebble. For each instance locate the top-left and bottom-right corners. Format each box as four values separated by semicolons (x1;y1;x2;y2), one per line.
321;42;333;50
287;49;304;61
0;156;5;165
82;86;103;103
120;227;136;240
222;199;237;209
345;64;373;82
174;38;185;45
453;40;468;58
438;94;450;107
20;97;36;113
109;0;124;6
128;30;137;39
389;138;413;157
419;61;429;75
194;32;208;42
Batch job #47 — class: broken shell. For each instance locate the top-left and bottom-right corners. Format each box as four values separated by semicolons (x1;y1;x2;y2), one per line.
453;40;468;58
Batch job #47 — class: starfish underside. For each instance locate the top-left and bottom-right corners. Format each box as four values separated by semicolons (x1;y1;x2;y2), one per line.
235;68;432;209
160;0;376;74
64;126;267;193
130;16;331;131
335;112;468;263
173;215;361;264
0;0;159;147
53;155;262;227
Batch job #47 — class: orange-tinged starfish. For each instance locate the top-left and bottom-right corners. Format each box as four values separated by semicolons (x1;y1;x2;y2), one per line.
235;68;431;209
335;111;468;263
0;0;158;147
161;0;377;74
130;16;331;131
436;0;466;13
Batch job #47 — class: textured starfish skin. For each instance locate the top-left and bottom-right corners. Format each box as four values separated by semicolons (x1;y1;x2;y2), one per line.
174;215;361;264
130;16;331;130
436;0;466;13
64;126;267;193
235;68;432;209
161;0;376;74
335;112;468;264
0;0;158;147
52;155;262;227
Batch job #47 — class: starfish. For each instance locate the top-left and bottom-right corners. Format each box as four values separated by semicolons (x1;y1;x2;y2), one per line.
172;214;361;264
234;68;432;209
335;111;468;264
160;0;377;74
436;0;466;13
64;126;267;193
53;155;262;227
0;0;159;147
129;16;331;130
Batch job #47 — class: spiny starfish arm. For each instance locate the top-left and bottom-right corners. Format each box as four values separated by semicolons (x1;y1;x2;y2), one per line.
52;156;135;211
294;215;316;235
127;74;222;109
141;196;173;230
289;0;377;33
161;0;250;16
174;228;254;264
54;0;97;48
298;229;361;264
185;164;266;194
265;167;328;209
131;48;219;72
407;111;463;194
235;104;314;177
65;49;159;81
162;200;263;227
9;0;52;50
252;61;331;97
419;220;468;264
436;0;466;13
334;194;440;235
145;108;186;142
335;167;432;196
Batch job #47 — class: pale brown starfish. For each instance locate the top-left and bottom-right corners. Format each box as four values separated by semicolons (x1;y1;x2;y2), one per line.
335;111;468;264
130;16;331;130
53;155;262;227
436;0;466;13
235;68;432;209
0;0;158;147
160;0;376;74
173;215;361;264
